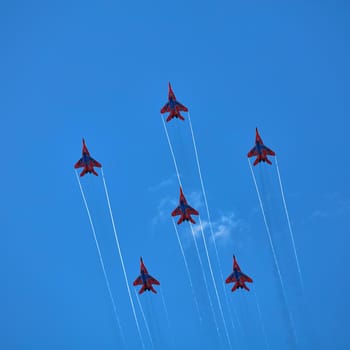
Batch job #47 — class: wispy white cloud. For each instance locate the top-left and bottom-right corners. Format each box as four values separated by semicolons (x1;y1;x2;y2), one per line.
151;196;177;227
148;174;176;192
191;212;245;244
311;210;328;219
212;214;242;240
187;190;203;211
311;193;350;220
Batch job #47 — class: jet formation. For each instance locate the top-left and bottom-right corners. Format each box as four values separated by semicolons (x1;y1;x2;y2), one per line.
73;84;285;296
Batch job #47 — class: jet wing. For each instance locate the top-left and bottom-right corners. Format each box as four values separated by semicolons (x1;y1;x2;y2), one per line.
247;146;258;158
133;276;143;286
74;158;84;168
149;276;160;285
91;158;102;168
240;273;253;283
171;207;182;217
225;274;237;284
263;146;275;156
187;206;199;216
175;101;188;112
160;102;170;114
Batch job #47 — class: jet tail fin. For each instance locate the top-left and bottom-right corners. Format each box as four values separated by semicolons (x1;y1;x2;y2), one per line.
178;113;185;121
166;112;174;122
231;282;239;292
177;216;185;225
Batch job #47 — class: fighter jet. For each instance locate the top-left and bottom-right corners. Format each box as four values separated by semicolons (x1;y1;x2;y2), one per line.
160;83;188;122
74;139;102;176
133;257;160;294
247;128;275;165
171;187;199;224
225;255;253;292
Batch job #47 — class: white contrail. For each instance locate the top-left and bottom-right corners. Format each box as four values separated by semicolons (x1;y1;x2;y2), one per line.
134;290;155;350
275;156;304;290
187;112;222;270
159;288;171;332
162;114;202;322
189;225;221;338
162;111;230;344
161;115;183;187
248;159;297;347
248;160;287;294
75;171;125;345
253;289;270;350
233;307;241;330
159;287;176;350
160;289;170;326
101;168;145;350
198;217;233;349
172;219;202;323
188;112;239;334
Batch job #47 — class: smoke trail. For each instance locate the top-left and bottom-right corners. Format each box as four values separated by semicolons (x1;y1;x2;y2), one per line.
134;290;155;350
162;111;231;345
159;288;176;350
161;115;183;187
101;168;146;350
253;289;270;350
171;219;202;323
160;289;170;328
198;217;233;349
189;225;221;338
75;171;125;345
159;288;172;334
275;156;304;290
161;114;204;324
248;159;297;347
187;112;239;334
187;112;222;270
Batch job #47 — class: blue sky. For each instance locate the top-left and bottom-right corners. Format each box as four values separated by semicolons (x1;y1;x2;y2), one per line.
2;1;350;349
